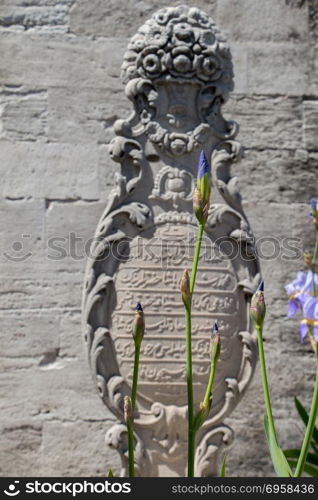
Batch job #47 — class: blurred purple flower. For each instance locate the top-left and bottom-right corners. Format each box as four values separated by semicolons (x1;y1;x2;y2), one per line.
285;270;318;342
309;198;318;229
310;198;318;218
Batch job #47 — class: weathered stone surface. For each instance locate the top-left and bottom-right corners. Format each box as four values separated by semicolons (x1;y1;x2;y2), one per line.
0;86;48;141
0;356;112;422
0;33;127;88
217;0;309;42
40;420;121;476
0;142;101;200
47;87;130;144
45;200;106;273
70;0;218;38
0;420;43;476
302;100;318;150
227;42;310;95
0;199;45;278
0;309;60;357
224;95;303;150
0;1;71;32
234;150;318;204
245;42;309;95
0;142;100;199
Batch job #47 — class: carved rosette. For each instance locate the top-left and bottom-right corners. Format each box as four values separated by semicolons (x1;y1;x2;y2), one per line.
82;5;260;477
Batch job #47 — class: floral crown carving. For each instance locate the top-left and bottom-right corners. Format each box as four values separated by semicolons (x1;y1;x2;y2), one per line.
121;5;234;99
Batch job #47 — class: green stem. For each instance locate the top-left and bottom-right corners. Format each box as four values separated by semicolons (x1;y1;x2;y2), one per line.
127;340;141;477
294;349;318;477
203;353;218;407
127;423;135;477
256;325;278;443
185;223;205;477
185;305;195;477
190;223;204;295
131;341;141;410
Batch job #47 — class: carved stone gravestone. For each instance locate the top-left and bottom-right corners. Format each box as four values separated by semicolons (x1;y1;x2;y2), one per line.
82;5;260;477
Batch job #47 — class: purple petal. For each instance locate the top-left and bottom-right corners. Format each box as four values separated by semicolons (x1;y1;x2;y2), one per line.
313;323;318;342
285;272;307;296
197;151;210;179
302;270;318;294
299;321;308;343
287;298;300;318
310;199;317;212
303;296;318;320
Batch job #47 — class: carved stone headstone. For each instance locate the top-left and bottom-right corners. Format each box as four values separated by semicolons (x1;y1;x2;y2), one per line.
82;5;260;477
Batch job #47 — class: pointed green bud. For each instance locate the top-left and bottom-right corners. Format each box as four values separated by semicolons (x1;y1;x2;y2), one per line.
304;249;313;270
180;268;191;309
132;303;145;345
193;151;212;225
193;399;211;432
211;321;221;363
124;395;133;425
250;280;266;328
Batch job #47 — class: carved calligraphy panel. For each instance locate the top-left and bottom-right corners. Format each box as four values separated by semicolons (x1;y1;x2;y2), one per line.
112;221;244;406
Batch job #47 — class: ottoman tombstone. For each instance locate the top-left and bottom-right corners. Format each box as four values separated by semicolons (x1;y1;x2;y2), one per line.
82;5;260;477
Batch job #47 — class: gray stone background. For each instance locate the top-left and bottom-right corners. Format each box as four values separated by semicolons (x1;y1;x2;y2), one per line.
0;0;317;477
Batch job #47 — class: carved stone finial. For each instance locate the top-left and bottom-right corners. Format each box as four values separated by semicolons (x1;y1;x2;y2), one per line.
121;5;233;97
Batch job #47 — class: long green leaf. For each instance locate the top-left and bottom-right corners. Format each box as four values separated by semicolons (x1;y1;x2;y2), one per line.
284;449;318;467
294;397;318;444
287;460;318;477
264;415;292;477
219;455;226;477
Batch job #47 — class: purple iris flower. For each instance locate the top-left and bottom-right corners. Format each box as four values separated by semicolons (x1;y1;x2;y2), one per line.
284;271;317;317
302;297;318;341
285;270;318;342
197;150;210;179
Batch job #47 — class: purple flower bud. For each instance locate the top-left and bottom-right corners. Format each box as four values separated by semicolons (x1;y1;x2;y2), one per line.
310;199;317;213
132;303;145;344
211;321;218;338
309;198;318;229
210;321;220;359
194;151;212;225
197;150;210;180
250;284;266;328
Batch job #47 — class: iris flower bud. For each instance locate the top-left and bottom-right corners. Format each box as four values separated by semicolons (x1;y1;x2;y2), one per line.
303;249;313;270
194;322;221;432
250;280;266;328
310;199;318;229
180;268;191;309
210;321;221;363
132;303;145;345
193;151;212;225
124;395;133;425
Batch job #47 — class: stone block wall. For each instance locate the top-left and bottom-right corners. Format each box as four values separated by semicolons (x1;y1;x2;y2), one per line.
0;0;317;477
